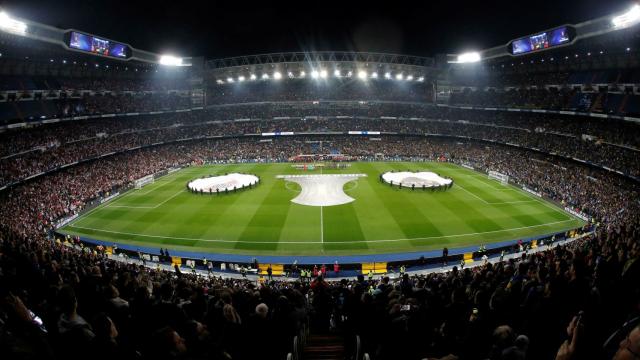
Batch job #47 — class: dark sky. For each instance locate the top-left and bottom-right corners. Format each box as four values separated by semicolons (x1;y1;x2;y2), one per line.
1;0;636;59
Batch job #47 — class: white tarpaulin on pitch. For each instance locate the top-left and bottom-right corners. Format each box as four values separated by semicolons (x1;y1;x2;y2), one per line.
277;174;366;207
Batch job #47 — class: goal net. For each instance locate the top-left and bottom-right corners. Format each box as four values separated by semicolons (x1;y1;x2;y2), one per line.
134;175;154;189
488;171;509;185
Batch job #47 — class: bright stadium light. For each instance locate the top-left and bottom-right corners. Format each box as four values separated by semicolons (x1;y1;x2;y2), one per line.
417;76;424;82
320;69;328;78
250;74;257;80
334;69;341;77
159;55;183;66
288;71;294;78
358;70;367;80
457;52;481;63
384;72;391;79
311;70;319;79
300;71;306;78
371;72;378;79
216;79;224;84
395;73;403;80
261;73;269;79
0;12;27;36
273;71;282;80
406;75;414;81
347;71;353;78
238;75;245;82
226;77;234;83
612;5;640;28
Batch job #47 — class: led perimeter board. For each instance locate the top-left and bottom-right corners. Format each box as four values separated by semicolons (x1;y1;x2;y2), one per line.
508;26;575;55
63;31;131;59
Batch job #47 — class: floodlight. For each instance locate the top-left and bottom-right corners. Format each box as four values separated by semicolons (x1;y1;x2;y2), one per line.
300;71;306;77
417;76;424;82
457;52;481;63
395;73;403;80
262;73;269;79
406;75;414;81
384;72;391;79
273;71;282;80
320;70;328;78
250;74;257;80
311;70;319;79
357;70;367;80
288;71;294;78
159;55;183;66
0;12;27;36
226;77;234;83
347;71;353;78
334;69;341;77
371;72;378;79
612;5;640;28
216;79;224;84
238;76;245;82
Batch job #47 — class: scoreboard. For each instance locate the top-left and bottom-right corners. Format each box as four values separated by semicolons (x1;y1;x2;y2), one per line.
64;31;131;59
508;26;575;55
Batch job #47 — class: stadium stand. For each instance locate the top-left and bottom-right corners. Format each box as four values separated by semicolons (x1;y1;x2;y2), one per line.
0;9;639;360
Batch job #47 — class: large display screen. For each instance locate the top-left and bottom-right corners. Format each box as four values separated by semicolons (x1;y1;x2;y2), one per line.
510;26;572;55
67;31;130;59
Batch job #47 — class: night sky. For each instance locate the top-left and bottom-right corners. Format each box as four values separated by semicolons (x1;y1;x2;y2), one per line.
1;0;636;59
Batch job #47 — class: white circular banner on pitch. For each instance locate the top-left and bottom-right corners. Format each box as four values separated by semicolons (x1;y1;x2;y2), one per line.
382;171;452;188
188;173;259;193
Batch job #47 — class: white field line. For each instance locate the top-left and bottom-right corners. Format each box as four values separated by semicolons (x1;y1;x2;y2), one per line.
320;205;324;244
67;218;579;245
454;180;537;206
106;189;186;210
320;165;323;244
454;183;491;204
137;178;175;195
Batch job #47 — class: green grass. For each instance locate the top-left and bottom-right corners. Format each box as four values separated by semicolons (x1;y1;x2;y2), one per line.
59;162;585;255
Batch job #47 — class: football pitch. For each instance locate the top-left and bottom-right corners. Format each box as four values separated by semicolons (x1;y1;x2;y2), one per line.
60;162;585;256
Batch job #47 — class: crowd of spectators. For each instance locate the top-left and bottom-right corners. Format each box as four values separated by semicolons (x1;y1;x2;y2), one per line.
450;88;640;118
2;103;640;187
0;135;639;360
206;79;433;104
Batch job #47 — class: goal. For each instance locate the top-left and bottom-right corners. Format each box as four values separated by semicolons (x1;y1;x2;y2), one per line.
134;174;154;189
488;171;509;185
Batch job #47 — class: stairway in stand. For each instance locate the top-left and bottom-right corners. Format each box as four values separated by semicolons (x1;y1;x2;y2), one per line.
302;333;346;360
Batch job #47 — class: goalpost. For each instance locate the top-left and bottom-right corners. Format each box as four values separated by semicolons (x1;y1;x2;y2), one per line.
488;170;509;185
134;174;154;189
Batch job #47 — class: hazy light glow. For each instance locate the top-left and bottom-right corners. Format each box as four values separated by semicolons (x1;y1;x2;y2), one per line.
238;76;245;82
334;69;341;77
457;52;481;63
273;71;282;80
371;72;378;79
0;12;27;36
159;55;183;66
262;73;269;79
320;70;328;78
612;5;640;28
395;73;403;80
250;74;257;80
226;77;234;83
357;70;367;80
311;70;319;79
384;72;391;79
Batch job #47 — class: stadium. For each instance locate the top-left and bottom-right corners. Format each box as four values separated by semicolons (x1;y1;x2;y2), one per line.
0;1;639;360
